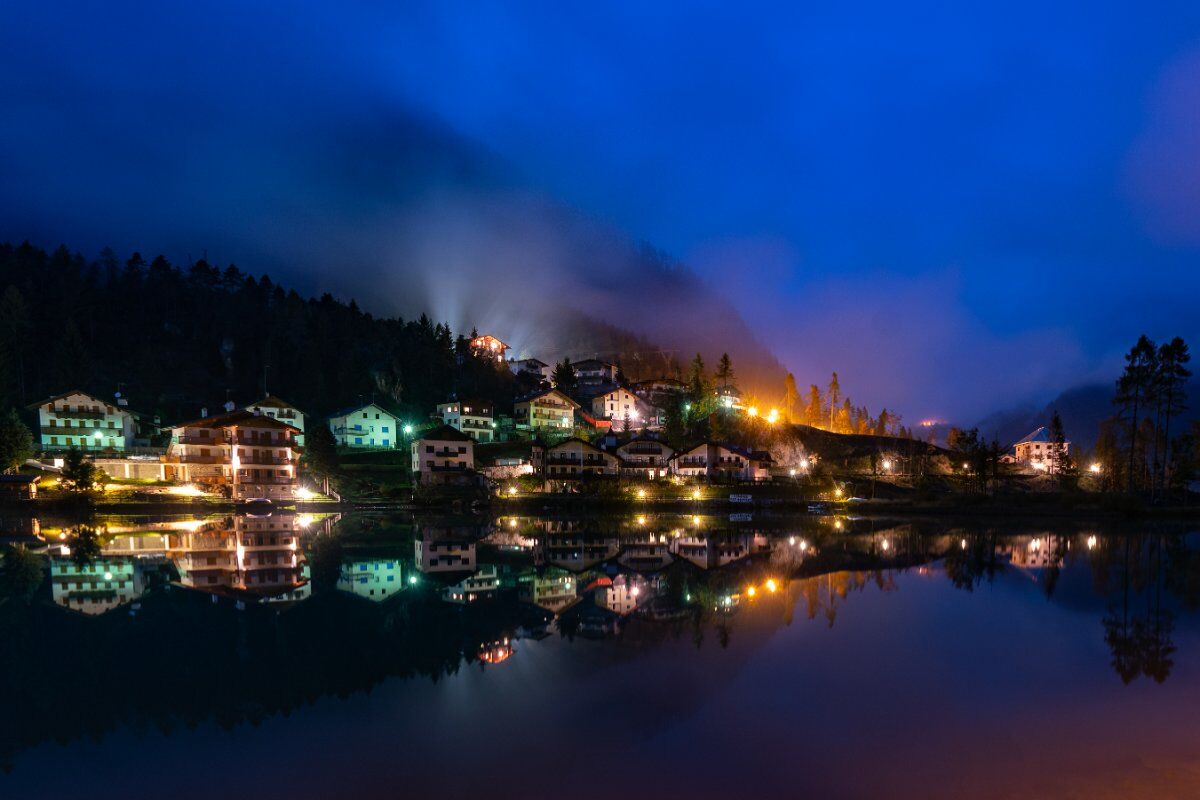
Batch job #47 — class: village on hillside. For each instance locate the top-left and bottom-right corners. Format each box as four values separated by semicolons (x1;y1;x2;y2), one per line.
0;332;1083;506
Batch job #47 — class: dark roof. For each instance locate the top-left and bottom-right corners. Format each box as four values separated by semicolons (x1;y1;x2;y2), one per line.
573;359;616;370
1015;426;1053;445
170;409;301;432
415;424;474;443
0;474;38;484
512;357;548;367
248;395;303;411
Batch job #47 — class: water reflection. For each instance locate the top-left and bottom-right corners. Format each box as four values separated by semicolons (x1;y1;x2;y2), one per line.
2;511;1200;781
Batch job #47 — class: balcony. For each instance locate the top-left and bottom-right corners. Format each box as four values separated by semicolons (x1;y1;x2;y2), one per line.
177;454;228;465
42;426;121;438
237;454;294;466
177;434;224;446
48;407;110;419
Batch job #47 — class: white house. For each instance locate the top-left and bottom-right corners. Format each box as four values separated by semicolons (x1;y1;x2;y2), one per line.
510;357;552;382
245;395;307;446
328;403;400;449
29;390;138;452
671;442;772;482
573;359;618;385
411;424;475;486
591;386;659;428
442;565;501;604
338;558;404;602
513;388;579;431
545;438;622;478
415;531;477;573
1013;426;1070;472
437;398;495;443
615;436;675;478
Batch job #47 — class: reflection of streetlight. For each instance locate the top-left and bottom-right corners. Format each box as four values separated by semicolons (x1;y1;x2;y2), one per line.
1087;535;1097;549
1089;463;1102;474
691;489;702;500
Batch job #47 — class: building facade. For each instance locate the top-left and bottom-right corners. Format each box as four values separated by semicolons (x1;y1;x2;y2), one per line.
615;437;675;478
514;389;579;431
411;424;475;486
545;438;622;478
328;403;399;449
169;410;300;501
29;390;137;452
1013;426;1070;471
245;395;307;446
437;399;495;442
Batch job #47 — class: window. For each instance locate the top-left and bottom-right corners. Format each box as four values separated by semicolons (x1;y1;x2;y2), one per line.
354;437;362;445
381;426;389;433
425;445;433;453
382;440;389;447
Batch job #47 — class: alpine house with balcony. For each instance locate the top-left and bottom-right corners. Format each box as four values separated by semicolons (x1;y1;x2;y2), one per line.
168;410;301;501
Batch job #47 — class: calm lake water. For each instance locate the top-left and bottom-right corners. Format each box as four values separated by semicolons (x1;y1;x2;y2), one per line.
2;511;1200;799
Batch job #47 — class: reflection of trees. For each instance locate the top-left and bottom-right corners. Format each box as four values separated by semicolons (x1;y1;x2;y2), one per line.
307;532;344;594
942;531;1004;591
1102;536;1176;684
65;525;103;567
0;545;44;604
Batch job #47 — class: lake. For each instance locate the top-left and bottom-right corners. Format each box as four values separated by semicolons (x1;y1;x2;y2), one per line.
2;510;1199;799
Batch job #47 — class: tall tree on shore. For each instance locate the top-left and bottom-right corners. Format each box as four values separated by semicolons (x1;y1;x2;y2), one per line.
804;384;822;427
1049;410;1076;488
783;373;799;424
686;353;708;403
1156;337;1191;498
304;424;340;492
827;372;841;429
0;409;34;473
1114;336;1158;493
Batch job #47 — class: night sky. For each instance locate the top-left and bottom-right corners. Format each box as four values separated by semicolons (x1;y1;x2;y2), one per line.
4;1;1200;421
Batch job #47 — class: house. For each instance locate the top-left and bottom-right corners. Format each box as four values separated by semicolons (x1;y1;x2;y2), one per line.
28;390;138;452
672;442;772;482
338;558;404;602
595;573;650;616
0;474;38;500
573;359;618;385
536;533;621;571
632;377;686;408
545;438;622;478
510;357;552;382
48;554;149;615
410;424;475;486
475;440;546;480
513;388;579;431
437;399;495;443
245;395;307;446
715;384;743;410
168;410;300;501
328;403;400;449
167;515;306;598
442;565;501;603
591;386;661;428
517;568;578;613
470;334;509;362
415;530;477;573
615;436;675;478
1013;426;1069;471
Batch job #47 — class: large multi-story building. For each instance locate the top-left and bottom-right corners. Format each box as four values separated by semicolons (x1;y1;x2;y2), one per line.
672;442;773;482
437;399;495;442
615;436;675;478
470;334;509;362
245;395;307;446
509;357;552;382
29;390;138;452
167;515;306;598
591;386;658;428
572;359;618;386
327;402;400;449
514;388;579;431
168;410;300;501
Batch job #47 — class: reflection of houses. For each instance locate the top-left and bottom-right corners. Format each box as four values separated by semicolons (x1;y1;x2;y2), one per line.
49;555;150;615
545;438;622;478
443;565;501;603
1004;536;1067;569
328;403;399;449
437;399;495;443
338;558;404;601
514;389;579;432
410;424;476;486
245;395;307;447
594;573;649;615
669;533;768;569
30;390;138;452
1013;427;1069;472
671;442;772;482
167;515;305;597
168;410;300;501
518;569;578;613
618;534;673;572
536;533;621;571
615;437;675;478
415;530;478;573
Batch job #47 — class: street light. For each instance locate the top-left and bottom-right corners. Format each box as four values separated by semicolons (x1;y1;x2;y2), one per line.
403;424;414;436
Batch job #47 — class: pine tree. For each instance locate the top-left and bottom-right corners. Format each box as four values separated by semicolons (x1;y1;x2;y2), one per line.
1114;335;1158;493
687;354;707;402
304;423;340;485
552;358;578;395
1156;337;1191;497
783;373;799;423
1049;410;1075;485
0;408;34;473
827;372;841;429
715;353;734;388
805;385;823;427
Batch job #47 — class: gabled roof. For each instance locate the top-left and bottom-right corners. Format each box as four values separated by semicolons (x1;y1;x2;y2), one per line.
247;395;303;411
327;402;397;420
546;437;613;456
0;474;39;485
170;409;301;432
512;357;548;367
437;398;493;413
515;388;581;408
415;424;474;443
1015;426;1051;445
573;358;616;371
27;390;122;411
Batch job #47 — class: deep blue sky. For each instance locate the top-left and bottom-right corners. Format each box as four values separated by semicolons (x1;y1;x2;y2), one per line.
5;1;1200;420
